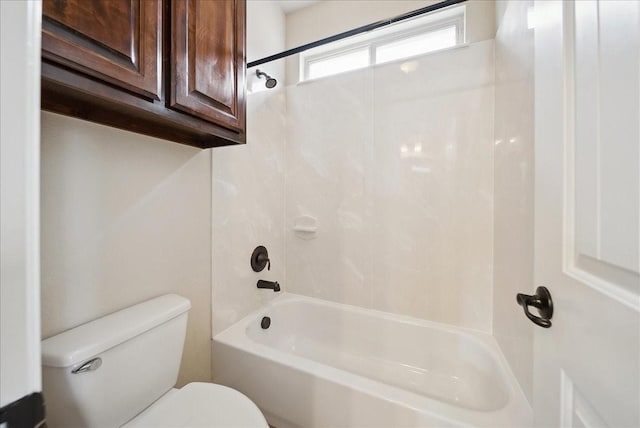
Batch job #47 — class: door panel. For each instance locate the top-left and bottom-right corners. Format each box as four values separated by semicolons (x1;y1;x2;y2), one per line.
572;0;639;292
534;0;639;426
0;0;42;409
171;0;246;132
560;371;609;427
42;0;162;99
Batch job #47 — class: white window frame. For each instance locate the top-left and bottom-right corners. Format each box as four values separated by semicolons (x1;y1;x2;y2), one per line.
301;6;466;82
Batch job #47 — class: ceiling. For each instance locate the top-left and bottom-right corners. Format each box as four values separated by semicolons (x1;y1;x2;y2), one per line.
275;0;320;14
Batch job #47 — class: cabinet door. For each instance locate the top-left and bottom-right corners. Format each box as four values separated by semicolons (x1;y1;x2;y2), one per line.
171;0;246;133
42;0;162;99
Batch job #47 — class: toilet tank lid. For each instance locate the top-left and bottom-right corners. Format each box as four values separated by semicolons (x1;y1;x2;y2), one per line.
42;294;191;368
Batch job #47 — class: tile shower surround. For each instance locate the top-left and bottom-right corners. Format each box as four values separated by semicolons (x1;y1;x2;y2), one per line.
285;41;495;332
213;40;495;335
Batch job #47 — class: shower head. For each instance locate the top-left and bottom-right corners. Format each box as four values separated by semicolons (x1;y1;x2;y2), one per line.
256;69;277;89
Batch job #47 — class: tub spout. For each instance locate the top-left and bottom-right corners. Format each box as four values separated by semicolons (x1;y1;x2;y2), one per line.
257;279;280;292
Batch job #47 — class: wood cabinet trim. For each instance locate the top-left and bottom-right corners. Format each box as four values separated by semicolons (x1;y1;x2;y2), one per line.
170;0;246;132
42;60;245;148
41;0;247;149
42;0;162;100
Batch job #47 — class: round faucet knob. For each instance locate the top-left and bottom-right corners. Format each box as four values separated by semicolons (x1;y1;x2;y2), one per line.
251;246;270;272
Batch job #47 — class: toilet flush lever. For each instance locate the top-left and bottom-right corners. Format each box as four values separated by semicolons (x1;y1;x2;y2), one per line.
72;357;102;374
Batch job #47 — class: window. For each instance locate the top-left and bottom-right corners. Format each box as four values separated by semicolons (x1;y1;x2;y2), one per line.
375;25;458;64
307;47;370;80
301;5;465;82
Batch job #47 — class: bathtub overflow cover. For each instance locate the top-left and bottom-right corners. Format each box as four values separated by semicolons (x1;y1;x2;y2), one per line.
261;316;271;329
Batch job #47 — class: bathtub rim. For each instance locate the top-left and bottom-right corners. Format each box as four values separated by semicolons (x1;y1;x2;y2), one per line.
213;292;532;426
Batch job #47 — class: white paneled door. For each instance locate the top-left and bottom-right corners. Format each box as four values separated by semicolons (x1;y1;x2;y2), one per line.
533;0;639;427
0;0;42;409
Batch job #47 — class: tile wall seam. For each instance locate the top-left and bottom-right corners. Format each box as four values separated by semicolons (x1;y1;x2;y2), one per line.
283;87;288;294
489;38;496;335
210;149;215;345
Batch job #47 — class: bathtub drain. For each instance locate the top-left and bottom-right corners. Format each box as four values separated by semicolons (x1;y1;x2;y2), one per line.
261;316;271;329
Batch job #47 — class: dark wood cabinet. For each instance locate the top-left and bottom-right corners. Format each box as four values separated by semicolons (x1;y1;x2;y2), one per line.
42;0;162;99
171;0;245;132
41;0;246;149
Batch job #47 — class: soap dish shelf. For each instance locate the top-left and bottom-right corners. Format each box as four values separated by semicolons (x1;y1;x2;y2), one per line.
293;216;318;240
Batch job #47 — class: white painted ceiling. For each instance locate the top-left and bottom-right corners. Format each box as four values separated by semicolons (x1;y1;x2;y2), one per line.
275;0;320;14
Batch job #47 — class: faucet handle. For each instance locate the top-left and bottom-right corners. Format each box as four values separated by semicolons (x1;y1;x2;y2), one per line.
251;246;270;272
259;254;271;271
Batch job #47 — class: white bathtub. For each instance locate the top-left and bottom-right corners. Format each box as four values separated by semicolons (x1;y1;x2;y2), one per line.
213;294;531;428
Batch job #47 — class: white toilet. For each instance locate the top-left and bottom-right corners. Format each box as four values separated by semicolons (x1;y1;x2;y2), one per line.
41;294;268;428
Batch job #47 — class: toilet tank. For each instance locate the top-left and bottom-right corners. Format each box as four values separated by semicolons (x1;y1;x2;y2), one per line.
41;294;191;428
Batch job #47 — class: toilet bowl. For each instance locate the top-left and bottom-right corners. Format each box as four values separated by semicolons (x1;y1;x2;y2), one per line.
123;383;267;428
41;294;268;428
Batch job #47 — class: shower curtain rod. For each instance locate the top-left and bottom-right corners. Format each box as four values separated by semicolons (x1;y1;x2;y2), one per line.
247;0;467;69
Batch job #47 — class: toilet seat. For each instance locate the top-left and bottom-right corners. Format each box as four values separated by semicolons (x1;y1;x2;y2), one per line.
124;382;268;428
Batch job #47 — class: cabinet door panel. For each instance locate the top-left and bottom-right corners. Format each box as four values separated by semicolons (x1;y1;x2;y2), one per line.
171;0;246;133
42;0;161;99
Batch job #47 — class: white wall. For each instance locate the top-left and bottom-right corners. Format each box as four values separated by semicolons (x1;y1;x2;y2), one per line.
285;41;495;331
40;0;288;390
211;0;286;336
0;0;42;407
492;0;535;402
284;0;496;84
247;0;286;76
40;113;212;387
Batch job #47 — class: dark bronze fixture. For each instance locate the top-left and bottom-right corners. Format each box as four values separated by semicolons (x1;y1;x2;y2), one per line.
257;280;280;292
516;286;553;328
251;246;270;272
256;69;277;89
261;316;271;329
